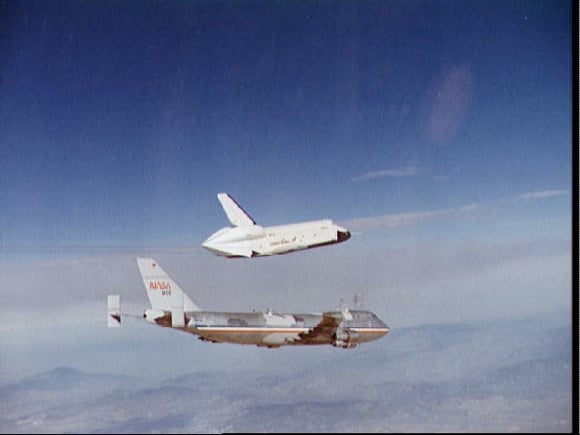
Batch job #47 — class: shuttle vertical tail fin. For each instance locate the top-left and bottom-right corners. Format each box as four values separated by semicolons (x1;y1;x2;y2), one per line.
217;193;256;227
136;258;201;315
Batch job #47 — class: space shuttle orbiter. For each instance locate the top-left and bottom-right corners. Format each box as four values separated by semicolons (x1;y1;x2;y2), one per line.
201;193;351;258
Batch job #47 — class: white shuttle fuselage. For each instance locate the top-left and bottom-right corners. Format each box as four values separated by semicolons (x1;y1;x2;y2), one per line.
202;193;351;258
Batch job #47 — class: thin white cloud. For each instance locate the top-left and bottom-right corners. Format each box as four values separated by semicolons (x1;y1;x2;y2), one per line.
344;186;569;233
342;202;481;232
351;165;424;182
516;190;569;200
456;203;480;213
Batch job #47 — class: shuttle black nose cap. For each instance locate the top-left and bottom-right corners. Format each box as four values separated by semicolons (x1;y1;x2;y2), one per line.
337;230;351;243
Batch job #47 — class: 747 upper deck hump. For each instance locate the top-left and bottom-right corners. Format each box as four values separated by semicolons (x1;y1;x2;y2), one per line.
108;258;389;349
201;193;351;258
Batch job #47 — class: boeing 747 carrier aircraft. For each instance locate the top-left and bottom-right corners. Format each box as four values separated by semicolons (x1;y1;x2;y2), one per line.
108;258;389;349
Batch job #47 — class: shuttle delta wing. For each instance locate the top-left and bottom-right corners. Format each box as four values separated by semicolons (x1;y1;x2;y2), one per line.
217;193;256;227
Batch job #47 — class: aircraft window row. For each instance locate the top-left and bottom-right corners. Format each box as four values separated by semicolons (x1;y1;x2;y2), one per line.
227;318;249;326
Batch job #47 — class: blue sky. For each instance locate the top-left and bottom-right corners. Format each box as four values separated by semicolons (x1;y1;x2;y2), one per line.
0;0;571;249
0;0;574;431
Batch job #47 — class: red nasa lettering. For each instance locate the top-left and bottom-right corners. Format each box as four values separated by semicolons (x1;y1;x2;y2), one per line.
149;281;172;290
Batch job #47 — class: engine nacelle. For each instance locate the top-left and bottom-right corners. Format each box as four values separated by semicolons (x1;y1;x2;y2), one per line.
333;340;358;349
332;328;359;349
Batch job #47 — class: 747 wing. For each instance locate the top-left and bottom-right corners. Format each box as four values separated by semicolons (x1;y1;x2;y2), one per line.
299;312;358;348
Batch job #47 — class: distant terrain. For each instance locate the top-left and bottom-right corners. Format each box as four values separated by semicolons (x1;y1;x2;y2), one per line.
0;317;571;433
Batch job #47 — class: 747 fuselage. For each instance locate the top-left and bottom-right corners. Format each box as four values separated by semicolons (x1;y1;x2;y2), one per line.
107;258;390;349
146;308;389;348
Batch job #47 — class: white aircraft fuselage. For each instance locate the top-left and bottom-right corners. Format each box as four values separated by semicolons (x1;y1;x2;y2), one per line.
146;309;388;348
201;193;351;258
108;258;389;349
202;219;351;258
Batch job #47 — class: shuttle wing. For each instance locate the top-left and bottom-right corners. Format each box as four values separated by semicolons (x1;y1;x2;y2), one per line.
217;193;256;227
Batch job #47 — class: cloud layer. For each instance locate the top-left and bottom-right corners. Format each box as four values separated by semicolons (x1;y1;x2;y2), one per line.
0;317;571;433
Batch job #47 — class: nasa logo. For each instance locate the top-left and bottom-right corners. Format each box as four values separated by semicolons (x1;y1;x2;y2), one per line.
149;281;172;290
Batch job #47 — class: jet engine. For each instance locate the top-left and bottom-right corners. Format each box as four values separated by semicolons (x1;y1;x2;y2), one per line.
332;328;359;349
